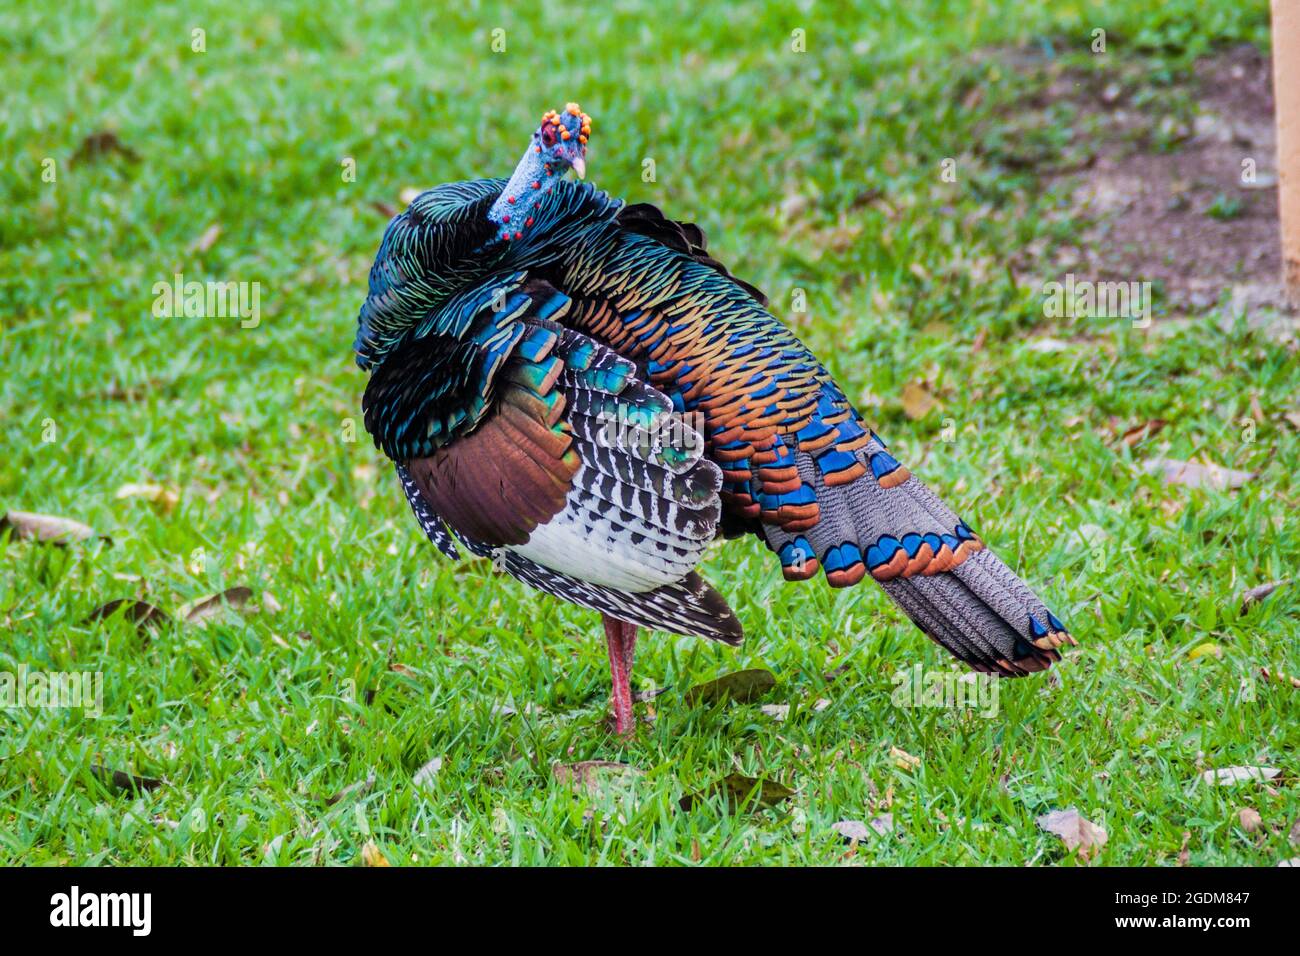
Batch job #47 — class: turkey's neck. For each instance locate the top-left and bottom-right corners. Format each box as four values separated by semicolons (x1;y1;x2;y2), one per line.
487;146;559;239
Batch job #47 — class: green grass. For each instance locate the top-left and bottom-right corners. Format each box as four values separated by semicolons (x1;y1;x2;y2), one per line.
2;0;1296;865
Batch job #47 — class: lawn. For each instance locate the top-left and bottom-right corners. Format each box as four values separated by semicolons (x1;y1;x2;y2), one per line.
1;0;1297;865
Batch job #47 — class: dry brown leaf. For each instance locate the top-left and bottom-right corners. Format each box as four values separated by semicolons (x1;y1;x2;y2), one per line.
1026;337;1072;353
684;669;776;706
1242;579;1291;613
1201;766;1280;786
324;773;376;806
900;382;936;420
115;483;179;510
1142;458;1253;490
82;599;168;633
553;761;642;797
1;510;96;544
1036;808;1108;857
413;757;443;791
1261;667;1300;689
868;813;894;836
1119;419;1167;447
780;192;810;219
832;820;871;842
889;746;921;771
181;586;254;625
822;662;852;682
489;700;543;719
371;200;398;218
679;773;794;811
71;130;140;165
1237;807;1263;832
191;224;221;254
360;841;389;867
90;765;163;792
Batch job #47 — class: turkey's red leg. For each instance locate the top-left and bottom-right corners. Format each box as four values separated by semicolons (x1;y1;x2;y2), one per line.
602;614;639;736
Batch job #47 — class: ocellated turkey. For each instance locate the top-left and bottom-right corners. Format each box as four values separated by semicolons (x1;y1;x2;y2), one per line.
355;103;1075;735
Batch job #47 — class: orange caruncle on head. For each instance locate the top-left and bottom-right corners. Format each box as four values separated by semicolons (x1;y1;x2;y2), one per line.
488;102;594;238
533;102;591;179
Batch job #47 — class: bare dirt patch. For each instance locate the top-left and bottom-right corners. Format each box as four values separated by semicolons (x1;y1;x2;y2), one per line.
1005;43;1292;319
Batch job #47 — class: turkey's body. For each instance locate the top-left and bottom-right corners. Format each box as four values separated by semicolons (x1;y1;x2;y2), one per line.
356;169;1073;734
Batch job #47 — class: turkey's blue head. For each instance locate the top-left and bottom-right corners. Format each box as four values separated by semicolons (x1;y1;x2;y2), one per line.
488;103;592;236
533;103;591;179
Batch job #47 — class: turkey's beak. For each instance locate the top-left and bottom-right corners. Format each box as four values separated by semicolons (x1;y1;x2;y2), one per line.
570;155;586;180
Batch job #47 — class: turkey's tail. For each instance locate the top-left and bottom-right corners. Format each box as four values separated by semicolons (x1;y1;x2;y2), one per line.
761;433;1075;676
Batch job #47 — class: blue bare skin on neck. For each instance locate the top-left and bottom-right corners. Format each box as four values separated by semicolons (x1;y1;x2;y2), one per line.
487;104;590;239
487;145;558;236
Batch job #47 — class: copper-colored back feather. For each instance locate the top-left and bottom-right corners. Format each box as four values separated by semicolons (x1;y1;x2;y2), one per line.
406;367;579;547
